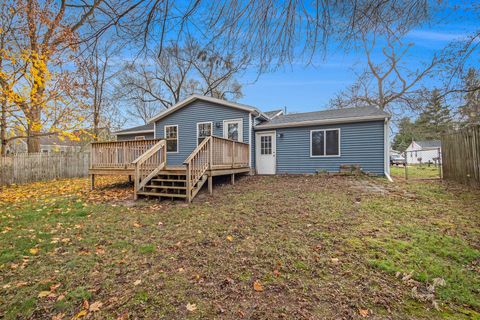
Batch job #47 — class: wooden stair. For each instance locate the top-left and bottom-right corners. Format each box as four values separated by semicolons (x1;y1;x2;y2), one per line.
136;169;207;201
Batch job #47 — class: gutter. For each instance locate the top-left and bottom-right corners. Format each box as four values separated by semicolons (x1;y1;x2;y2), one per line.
114;130;154;136
254;115;390;129
384;117;393;182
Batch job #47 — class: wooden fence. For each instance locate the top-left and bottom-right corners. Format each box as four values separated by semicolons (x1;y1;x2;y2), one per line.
442;126;480;187
0;152;90;186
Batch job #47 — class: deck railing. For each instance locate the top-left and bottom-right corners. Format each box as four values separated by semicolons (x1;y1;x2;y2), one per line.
184;135;250;201
132;140;167;199
90;139;162;169
211;136;249;169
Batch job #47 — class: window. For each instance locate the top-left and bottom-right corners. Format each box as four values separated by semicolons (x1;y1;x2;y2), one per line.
223;119;243;142
310;129;340;157
260;135;272;155
134;136;145;140
197;122;212;145
164;125;178;152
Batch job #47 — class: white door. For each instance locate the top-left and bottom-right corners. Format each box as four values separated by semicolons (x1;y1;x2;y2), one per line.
223;119;243;142
256;131;276;174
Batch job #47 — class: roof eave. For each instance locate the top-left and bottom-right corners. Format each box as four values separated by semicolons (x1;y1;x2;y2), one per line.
148;94;261;123
254;115;390;129
114;129;154;136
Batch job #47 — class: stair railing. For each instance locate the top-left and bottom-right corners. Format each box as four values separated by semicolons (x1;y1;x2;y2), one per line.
132;139;167;199
184;136;212;202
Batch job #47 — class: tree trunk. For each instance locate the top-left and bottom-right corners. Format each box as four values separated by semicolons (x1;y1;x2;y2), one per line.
0;100;6;156
26;107;41;153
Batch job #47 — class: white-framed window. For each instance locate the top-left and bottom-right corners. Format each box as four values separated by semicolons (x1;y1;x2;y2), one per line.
134;136;146;140
223;119;243;142
260;135;272;155
164;125;178;153
310;129;340;157
197;122;212;145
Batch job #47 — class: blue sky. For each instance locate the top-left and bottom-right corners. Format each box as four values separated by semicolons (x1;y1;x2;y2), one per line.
238;3;478;114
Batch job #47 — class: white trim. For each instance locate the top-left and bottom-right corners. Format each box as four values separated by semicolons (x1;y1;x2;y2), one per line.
248;113;253;168
196;121;213;146
164;124;179;153
223;118;244;142
148;94;267;123
267;110;284;119
255;115;389;129
153;122;156;139
255;130;276;175
114;129;154;136
384;117;392;180
134;136;146;140
310;128;341;158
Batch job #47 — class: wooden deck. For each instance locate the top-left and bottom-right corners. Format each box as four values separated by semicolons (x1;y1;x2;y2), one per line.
89;137;250;201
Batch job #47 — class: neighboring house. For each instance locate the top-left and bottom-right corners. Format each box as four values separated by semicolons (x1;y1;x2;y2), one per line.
113;94;391;176
405;140;442;164
6;135;83;154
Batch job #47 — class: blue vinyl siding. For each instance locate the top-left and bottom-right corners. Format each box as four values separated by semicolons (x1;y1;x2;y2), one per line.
155;100;251;166
255;121;385;175
116;132;155;141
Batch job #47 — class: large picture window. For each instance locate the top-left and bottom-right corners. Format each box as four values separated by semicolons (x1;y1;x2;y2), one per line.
197;122;212;145
310;129;340;157
165;125;178;153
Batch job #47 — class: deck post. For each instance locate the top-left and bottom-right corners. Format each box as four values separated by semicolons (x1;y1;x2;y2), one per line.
90;174;95;190
208;175;213;195
231;173;235;185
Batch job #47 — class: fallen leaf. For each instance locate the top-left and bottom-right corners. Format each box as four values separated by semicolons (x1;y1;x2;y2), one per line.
89;301;103;312
74;310;88;318
29;248;39;255
331;258;339;264
359;308;369;317
133;279;142;286
226;235;234;241
253;280;263;292
186;303;197;312
133;222;141;228
273;269;281;277
51;312;65;320
82;300;89;310
38;291;51;298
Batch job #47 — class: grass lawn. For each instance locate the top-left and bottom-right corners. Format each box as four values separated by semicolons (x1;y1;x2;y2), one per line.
391;165;442;180
0;175;479;319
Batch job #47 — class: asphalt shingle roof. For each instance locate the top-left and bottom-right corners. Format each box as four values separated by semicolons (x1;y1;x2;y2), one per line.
256;106;390;127
264;109;284;118
114;123;154;134
415;140;441;149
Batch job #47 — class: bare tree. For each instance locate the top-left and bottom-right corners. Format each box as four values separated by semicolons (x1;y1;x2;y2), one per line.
330;30;438;115
116;40;249;122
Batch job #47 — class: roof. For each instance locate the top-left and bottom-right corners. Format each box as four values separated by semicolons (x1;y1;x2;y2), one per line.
148;94;268;123
256;106;390;129
114;123;154;135
414;140;441;149
39;135;82;147
264;109;284;119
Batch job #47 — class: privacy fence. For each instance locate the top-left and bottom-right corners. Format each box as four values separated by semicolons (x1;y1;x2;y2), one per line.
0;152;90;186
442;126;480;187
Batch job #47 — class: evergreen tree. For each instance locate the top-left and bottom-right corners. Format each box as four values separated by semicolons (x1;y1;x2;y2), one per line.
392;117;420;151
460;68;480;126
416;88;452;139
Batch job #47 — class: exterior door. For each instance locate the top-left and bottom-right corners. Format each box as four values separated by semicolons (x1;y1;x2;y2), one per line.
256;131;276;175
223;119;243;142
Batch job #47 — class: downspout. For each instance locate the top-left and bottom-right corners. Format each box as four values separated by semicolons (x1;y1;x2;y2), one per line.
384;117;393;182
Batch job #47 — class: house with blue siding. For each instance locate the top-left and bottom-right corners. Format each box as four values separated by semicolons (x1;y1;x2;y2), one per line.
96;94;390;201
114;94;390;176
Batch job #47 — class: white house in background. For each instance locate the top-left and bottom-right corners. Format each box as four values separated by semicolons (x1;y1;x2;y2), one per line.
6;135;83;154
405;140;442;164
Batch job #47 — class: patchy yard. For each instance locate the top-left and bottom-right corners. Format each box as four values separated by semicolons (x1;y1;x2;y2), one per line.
0;175;479;319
